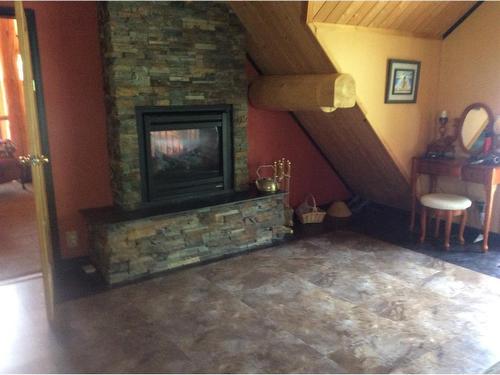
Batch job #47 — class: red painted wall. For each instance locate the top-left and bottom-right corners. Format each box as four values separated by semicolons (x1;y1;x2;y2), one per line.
246;63;350;207
1;2;350;259
19;2;112;258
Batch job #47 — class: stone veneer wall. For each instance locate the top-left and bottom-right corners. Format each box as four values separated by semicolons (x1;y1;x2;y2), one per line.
98;2;248;209
90;194;286;284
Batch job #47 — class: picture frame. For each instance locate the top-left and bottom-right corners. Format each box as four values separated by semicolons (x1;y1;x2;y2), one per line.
385;59;421;104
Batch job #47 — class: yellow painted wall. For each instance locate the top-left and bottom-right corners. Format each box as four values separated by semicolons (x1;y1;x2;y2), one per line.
438;2;500;121
311;23;442;180
312;2;500;233
436;2;500;232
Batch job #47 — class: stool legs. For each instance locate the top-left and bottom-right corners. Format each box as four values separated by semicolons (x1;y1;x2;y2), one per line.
420;207;468;249
459;210;467;245
444;210;453;250
434;213;441;238
420;207;427;244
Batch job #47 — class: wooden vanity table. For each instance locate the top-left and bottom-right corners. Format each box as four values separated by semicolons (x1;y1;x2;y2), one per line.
410;158;500;251
410;103;500;252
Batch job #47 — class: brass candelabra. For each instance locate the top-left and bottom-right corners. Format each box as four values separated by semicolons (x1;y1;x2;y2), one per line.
273;158;293;226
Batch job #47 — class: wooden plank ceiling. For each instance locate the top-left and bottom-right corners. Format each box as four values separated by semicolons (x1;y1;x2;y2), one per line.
230;1;411;209
308;1;477;39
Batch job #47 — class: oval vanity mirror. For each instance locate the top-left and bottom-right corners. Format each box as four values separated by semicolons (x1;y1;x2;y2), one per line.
459;103;493;155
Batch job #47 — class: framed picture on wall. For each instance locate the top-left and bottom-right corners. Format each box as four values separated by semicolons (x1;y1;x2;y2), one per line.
385;59;421;103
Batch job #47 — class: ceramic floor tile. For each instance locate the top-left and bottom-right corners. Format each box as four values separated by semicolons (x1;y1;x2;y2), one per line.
240;275;438;373
3;230;500;373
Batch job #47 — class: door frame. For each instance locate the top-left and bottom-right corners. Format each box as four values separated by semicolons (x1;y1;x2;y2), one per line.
0;6;62;269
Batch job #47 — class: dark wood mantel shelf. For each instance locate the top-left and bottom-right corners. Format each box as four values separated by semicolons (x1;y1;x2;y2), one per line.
81;188;285;226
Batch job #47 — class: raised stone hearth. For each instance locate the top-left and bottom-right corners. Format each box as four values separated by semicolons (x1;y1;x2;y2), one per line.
86;193;286;284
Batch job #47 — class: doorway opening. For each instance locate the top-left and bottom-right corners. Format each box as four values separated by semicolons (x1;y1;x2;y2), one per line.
0;16;40;282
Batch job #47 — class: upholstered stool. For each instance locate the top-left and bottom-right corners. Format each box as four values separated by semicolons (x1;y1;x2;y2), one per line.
419;193;472;249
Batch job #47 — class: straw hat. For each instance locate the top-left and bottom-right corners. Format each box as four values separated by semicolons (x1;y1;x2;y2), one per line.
327;201;352;218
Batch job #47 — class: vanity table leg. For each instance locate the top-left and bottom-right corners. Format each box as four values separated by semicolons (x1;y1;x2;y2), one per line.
410;197;416;231
410;158;419;232
410;159;418;231
483;183;497;252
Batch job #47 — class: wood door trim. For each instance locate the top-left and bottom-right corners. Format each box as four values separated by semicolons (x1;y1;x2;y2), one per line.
0;7;62;269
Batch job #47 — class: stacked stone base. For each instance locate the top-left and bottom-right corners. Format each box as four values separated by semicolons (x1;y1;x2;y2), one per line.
89;194;286;284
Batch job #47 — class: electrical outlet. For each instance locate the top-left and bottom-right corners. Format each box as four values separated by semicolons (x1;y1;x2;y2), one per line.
66;230;78;248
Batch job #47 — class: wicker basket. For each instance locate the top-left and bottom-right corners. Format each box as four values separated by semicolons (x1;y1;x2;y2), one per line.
296;194;326;224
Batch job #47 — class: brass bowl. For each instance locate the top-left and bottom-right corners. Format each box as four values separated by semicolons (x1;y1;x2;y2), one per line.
255;178;279;193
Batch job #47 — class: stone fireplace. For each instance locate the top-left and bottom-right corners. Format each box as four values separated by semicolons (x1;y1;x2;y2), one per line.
83;1;286;284
98;1;249;210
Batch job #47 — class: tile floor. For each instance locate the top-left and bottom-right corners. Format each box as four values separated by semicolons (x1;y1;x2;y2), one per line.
2;230;500;373
347;203;500;279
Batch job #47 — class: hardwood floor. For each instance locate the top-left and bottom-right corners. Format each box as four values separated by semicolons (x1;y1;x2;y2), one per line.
0;181;41;281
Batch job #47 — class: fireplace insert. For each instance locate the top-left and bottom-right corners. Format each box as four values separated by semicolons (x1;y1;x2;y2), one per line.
136;105;233;204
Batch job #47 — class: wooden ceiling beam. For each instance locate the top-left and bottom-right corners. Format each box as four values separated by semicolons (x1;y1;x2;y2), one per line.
249;73;356;112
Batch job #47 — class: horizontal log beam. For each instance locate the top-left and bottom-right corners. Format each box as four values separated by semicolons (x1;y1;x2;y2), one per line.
249;73;355;112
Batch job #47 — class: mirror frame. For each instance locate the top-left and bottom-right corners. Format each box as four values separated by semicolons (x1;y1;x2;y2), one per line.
458;102;494;155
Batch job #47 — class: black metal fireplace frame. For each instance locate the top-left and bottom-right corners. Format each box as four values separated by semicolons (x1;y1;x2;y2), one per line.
136;105;234;205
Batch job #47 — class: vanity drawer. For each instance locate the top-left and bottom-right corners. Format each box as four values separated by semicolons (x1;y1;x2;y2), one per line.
417;159;462;177
462;166;489;183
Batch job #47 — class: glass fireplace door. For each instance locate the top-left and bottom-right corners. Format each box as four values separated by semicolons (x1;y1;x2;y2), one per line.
138;105;233;203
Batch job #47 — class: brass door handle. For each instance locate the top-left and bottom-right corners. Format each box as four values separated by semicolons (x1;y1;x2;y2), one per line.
19;154;50;166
